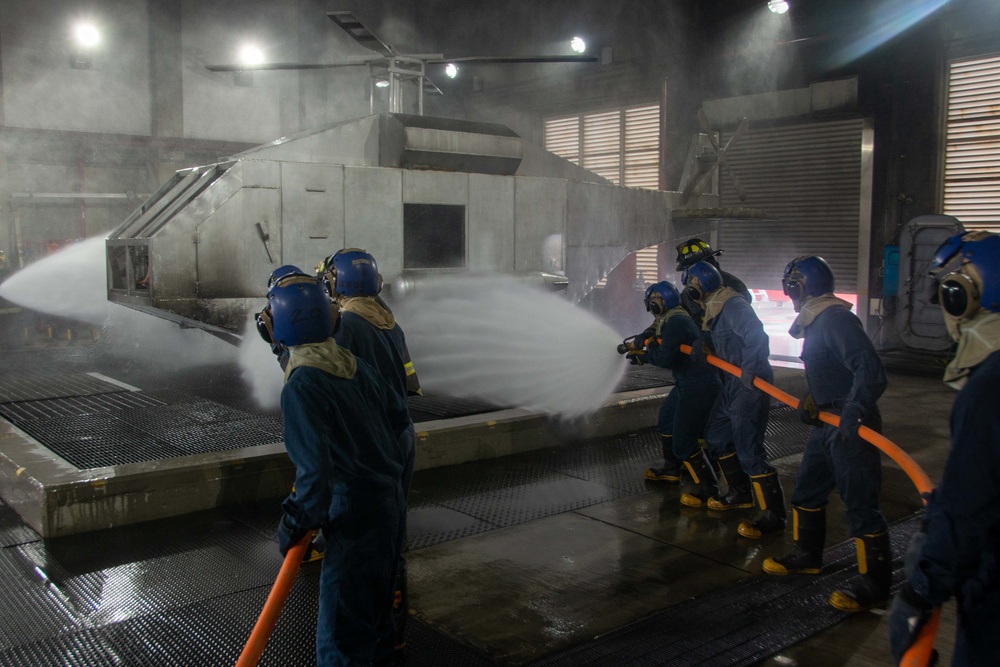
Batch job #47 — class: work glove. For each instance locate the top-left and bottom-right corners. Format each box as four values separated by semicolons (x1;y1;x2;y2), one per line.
640;328;656;348
837;402;865;442
796;393;822;426
689;338;704;364
626;350;645;366
277;514;309;558
888;584;937;665
740;368;756;390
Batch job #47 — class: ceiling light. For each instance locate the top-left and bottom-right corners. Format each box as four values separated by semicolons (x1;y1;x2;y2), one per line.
239;44;265;66
570;37;586;53
375;79;390;88
73;22;100;49
768;0;790;14
445;63;458;79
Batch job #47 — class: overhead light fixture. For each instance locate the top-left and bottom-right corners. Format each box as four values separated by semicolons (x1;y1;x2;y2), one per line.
570;37;586;53
768;0;790;14
375;79;390;88
445;63;458;79
72;22;100;49
239;44;265;66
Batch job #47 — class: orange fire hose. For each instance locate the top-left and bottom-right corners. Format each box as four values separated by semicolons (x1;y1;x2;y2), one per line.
236;530;314;667
678;343;938;666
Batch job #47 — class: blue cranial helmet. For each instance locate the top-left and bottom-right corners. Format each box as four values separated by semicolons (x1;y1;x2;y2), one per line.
930;231;1000;318
316;248;381;298
268;264;305;289
263;272;334;347
782;256;835;302
682;261;722;302
644;281;681;315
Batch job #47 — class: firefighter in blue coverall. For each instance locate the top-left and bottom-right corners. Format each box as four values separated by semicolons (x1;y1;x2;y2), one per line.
638;238;752;483
760;256;891;612
629;281;723;504
682;261;785;537
889;230;1000;666
674;238;751;327
316;248;420;658
257;271;409;666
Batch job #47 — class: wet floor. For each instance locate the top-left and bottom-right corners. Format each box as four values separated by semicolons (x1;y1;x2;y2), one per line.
0;345;957;666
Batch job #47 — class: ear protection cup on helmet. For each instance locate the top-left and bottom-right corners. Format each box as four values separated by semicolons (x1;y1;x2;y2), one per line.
930;231;1000;318
938;271;980;319
256;306;275;345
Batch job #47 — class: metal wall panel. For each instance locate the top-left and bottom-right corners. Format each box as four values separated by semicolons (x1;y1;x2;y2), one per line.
513;176;567;273
344;167;404;279
567;182;625;247
403;170;469;205
468;174;516;272
280;163;345;268
717;118;871;293
197;189;281;297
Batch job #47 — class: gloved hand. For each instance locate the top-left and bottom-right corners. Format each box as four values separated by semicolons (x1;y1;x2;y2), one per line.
796;393;822;426
740;368;756;390
837;402;865;442
626;350;645;366
640;328;656;348
888;584;937;664
689;338;704;364
277;514;309;557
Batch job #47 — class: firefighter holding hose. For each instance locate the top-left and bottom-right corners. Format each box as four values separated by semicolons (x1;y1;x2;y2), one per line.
257;270;409;666
889;231;1000;665
624;281;722;504
681;261;785;535
759;256;892;613
316;248;420;660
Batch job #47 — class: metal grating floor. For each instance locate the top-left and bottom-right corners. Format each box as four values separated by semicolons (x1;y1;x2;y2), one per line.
0;416;912;667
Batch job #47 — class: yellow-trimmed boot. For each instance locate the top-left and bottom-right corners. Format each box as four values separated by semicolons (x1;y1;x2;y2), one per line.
829;531;892;611
763;506;825;575
707;452;754;510
738;471;787;538
644;435;683;483
680;450;720;508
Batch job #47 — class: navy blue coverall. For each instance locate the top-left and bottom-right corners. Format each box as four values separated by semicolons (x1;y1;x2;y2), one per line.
905;349;1000;665
281;354;410;666
645;310;722;462
793;305;888;536
335;310;417;491
703;295;775;476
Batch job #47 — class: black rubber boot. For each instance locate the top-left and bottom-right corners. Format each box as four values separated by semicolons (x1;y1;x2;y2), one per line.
829;531;892;612
680;450;720;508
645;435;683;483
763;506;826;575
738;471;787;538
707;452;754;510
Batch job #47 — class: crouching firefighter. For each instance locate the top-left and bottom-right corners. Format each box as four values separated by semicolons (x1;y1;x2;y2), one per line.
761;256;891;613
316;248;421;659
257;270;409;666
682;261;785;536
627;281;723;503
